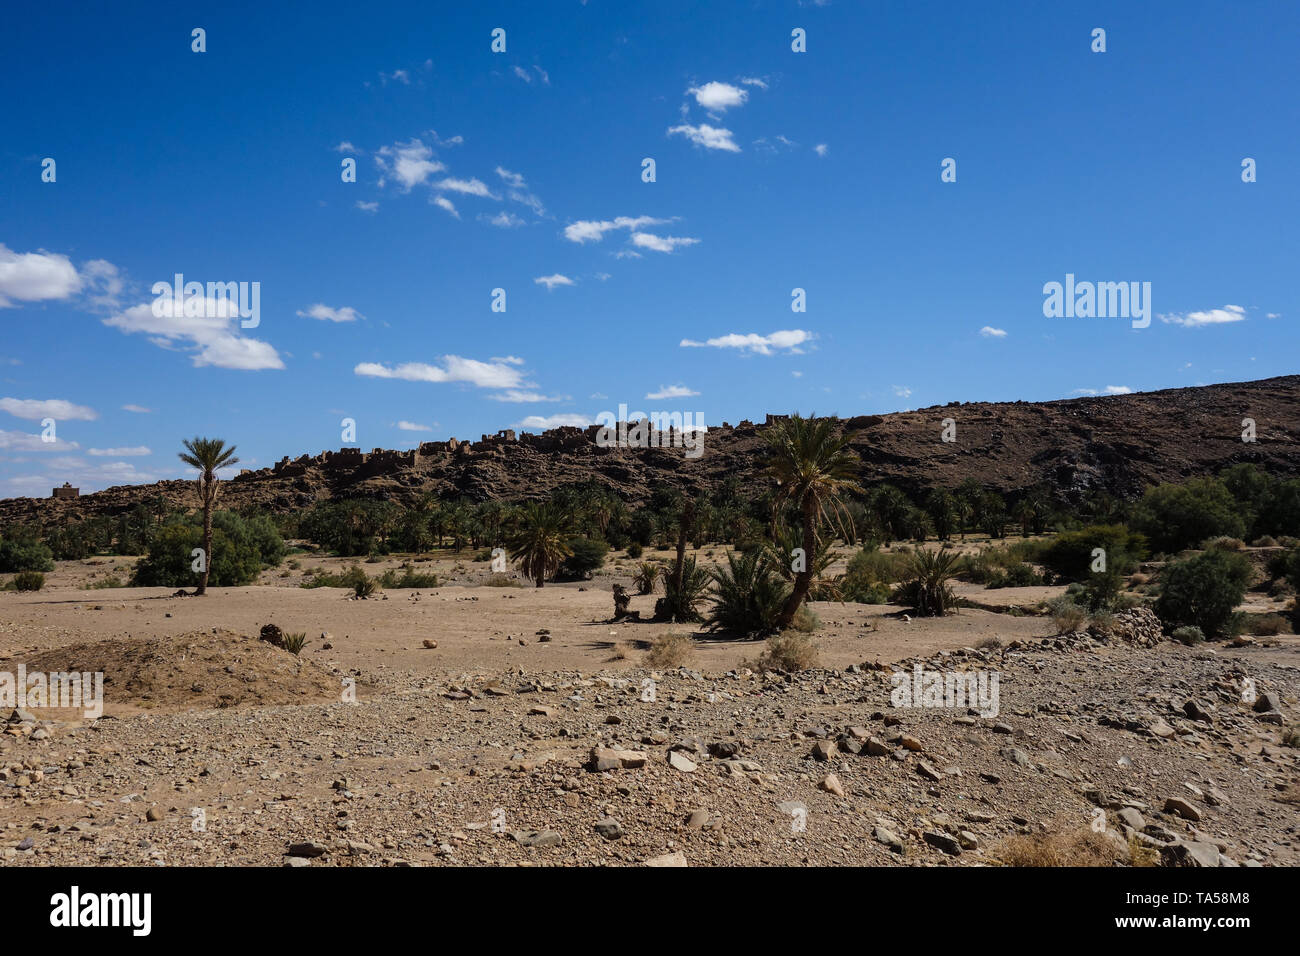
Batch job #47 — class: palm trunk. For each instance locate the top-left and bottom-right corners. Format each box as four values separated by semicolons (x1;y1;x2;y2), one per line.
197;475;213;595
777;499;817;628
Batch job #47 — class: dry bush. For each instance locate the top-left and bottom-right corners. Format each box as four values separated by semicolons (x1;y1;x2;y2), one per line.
994;827;1125;867
975;635;1002;650
750;632;820;673
1047;596;1087;634
1246;613;1289;636
1128;572;1150;587
644;632;695;668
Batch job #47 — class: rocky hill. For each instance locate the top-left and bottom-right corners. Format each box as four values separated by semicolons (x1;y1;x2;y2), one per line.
3;375;1298;526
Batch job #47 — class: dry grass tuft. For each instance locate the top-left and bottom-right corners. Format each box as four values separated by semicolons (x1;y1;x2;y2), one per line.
644;632;695;668
750;632;820;673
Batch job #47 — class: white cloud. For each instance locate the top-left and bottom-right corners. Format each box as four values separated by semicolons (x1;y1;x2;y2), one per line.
488;390;565;403
563;215;668;243
122;404;151;413
892;385;912;399
0;429;79;452
687;81;748;111
814;143;829;157
375;139;446;191
334;141;358;153
0;244;82;307
87;446;151;456
355;200;379;213
81;259;124;309
979;326;1007;338
630;232;700;253
1159;304;1247;328
395;421;432;432
435;176;497;198
512;65;533;83
680;329;812;355
433;195;460;218
534;274;575;290
483;211;526;228
0;458;159;497
739;77;768;90
667;123;740;152
495;166;545;215
104;295;284;371
534;66;550;85
0;397;97;421
514;413;594;431
355;356;526;389
645;384;699;400
1267;312;1280;319
1073;385;1133;396
297;303;363;323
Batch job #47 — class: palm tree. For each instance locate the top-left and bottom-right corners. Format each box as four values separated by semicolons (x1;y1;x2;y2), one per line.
178;437;239;595
766;414;862;628
506;502;572;587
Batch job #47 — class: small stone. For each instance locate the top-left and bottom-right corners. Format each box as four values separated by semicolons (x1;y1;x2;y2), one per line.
923;831;962;855
146;807;162;822
916;760;942;782
668;751;697;773
1117;807;1146;831
819;773;845;797
287;841;328;858
644;851;688;867
509;829;562;848
594;818;625;840
1163;797;1202;822
873;827;903;852
811;740;836;762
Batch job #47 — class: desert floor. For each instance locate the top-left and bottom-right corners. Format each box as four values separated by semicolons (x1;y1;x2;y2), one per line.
1;544;1297;867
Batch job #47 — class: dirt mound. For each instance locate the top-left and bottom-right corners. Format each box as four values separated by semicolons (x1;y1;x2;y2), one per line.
19;630;343;715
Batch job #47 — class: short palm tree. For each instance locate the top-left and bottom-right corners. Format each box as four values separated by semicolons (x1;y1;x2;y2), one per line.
506;502;572;587
178;437;239;595
766;414;861;628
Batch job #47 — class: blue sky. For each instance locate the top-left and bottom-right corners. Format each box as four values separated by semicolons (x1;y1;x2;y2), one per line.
1;0;1296;497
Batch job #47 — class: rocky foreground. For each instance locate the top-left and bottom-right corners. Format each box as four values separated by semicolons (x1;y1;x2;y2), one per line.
1;614;1297;867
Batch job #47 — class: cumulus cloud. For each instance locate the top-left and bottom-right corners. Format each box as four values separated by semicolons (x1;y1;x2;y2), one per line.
979;326;1007;338
297;304;363;323
355;356;526;390
813;143;829;157
680;329;812;355
0;429;79;452
482;211;526;228
0;244;82;307
395;421;432;432
687;81;748;111
1073;385;1133;396
436;176;496;198
630;232;700;253
356;201;379;213
1159;304;1247;328
103;295;284;371
0;397;97;421
564;215;669;244
534;274;575;290
87;446;151;456
433;195;460;218
667;123;740;152
514;413;595;431
375;138;446;191
645;384;699;399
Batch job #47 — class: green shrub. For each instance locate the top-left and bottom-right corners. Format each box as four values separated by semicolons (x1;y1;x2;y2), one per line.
0;538;55;573
653;556;711;623
892;548;960;616
1155;549;1252;638
560;537;609;580
626;542;644;559
632;561;661;595
1171;625;1205;645
1132;479;1246;554
378;567;439;589
131;520;263;588
707;551;791;635
353;575;379;599
282;632;308;655
1246;613;1288;636
12;570;45;592
1041;525;1146;582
